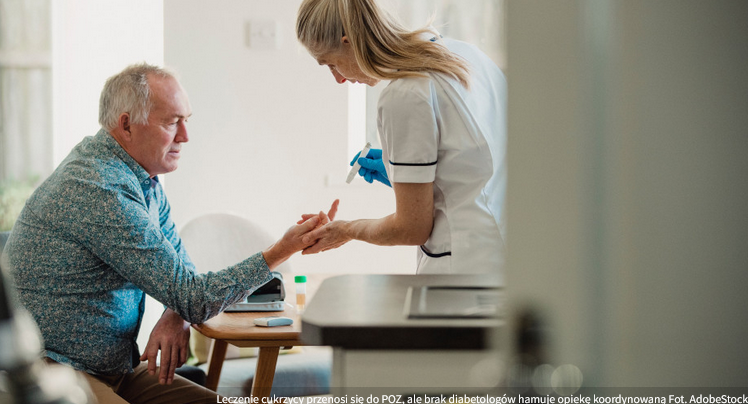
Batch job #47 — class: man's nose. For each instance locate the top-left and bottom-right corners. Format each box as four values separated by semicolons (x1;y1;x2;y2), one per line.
176;121;189;142
331;69;346;84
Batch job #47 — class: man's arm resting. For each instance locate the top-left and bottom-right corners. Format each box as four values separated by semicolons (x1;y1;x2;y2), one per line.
262;215;321;268
139;308;190;385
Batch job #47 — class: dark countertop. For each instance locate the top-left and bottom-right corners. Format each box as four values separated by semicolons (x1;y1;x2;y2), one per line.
300;274;503;350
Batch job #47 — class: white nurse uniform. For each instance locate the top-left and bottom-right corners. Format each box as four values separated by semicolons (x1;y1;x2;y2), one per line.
377;35;507;276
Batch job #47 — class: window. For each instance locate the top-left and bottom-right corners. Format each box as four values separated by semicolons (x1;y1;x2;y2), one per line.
0;0;53;182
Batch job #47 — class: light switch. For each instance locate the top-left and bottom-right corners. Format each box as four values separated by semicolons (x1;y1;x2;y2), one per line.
246;20;279;50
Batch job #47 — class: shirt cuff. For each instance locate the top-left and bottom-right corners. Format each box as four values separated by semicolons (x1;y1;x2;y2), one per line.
390;164;437;183
250;251;272;273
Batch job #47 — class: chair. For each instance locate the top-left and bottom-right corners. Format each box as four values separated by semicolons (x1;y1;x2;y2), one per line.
178;213;331;398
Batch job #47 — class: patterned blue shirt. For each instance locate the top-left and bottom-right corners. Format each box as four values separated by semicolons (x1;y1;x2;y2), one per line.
6;129;272;375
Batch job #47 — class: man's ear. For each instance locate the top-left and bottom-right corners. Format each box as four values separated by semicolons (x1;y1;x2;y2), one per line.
342;35;350;44
118;113;132;140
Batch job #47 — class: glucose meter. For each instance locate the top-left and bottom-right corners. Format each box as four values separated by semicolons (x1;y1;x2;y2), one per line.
253;316;294;327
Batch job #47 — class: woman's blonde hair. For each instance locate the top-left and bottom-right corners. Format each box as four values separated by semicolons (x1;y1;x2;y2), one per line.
296;0;470;88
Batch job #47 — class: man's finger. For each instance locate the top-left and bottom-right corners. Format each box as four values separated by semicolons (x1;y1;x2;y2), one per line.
143;347;158;375
159;345;171;384
297;214;317;224
168;348;179;385
327;199;340;221
180;345;188;366
317;211;329;226
297;216;320;234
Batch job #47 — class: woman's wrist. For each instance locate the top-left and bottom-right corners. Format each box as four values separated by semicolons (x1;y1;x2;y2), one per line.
343;220;359;241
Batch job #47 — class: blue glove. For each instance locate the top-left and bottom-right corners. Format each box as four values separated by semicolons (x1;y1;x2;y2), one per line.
350;148;391;187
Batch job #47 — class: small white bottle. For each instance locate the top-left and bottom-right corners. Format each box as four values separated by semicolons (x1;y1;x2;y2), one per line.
294;275;307;314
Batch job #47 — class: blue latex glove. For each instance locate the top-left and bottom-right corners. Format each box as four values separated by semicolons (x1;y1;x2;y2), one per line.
350;148;391;187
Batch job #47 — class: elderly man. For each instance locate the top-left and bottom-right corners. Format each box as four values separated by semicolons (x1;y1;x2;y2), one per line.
4;63;322;403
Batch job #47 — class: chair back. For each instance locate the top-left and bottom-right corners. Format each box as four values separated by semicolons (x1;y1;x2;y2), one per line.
178;213;291;363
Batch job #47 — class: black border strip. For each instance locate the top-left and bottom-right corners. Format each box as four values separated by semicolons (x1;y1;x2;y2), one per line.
389;160;437;166
420;245;451;258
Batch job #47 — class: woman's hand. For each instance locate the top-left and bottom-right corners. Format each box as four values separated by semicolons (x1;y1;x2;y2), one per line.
263;200;342;267
295;182;435;256
302;183;434;255
297;199;339;228
351;149;391;187
295;199;349;254
301;220;353;255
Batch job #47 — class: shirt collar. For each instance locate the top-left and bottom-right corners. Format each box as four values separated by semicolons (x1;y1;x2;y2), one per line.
94;128;154;188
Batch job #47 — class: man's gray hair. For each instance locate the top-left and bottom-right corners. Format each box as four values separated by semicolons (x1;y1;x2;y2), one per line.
98;63;176;131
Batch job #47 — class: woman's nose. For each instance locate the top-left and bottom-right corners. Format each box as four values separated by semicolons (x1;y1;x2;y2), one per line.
331;69;347;84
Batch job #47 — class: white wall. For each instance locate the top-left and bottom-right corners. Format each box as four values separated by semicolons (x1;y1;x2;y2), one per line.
52;0;164;164
162;0;414;276
49;0;415;353
506;0;748;387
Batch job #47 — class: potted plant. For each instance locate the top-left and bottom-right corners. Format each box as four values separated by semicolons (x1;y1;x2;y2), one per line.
0;176;39;232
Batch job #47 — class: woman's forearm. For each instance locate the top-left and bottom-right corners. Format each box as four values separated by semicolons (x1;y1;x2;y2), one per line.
301;182;435;255
345;182;434;245
345;212;431;246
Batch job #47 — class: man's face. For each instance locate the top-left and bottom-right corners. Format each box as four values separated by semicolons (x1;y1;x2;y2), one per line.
128;76;192;177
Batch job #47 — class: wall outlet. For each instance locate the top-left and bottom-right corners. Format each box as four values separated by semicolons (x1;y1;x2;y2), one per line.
246;20;279;50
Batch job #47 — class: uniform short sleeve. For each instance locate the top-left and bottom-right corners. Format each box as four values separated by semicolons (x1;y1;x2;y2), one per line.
377;78;439;183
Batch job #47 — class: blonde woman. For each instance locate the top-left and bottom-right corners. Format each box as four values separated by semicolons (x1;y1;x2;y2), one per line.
297;0;506;275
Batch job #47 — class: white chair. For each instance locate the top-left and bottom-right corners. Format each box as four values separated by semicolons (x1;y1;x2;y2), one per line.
178;213;330;397
179;212;293;277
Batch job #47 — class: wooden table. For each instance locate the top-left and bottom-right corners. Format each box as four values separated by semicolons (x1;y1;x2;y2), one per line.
192;306;302;397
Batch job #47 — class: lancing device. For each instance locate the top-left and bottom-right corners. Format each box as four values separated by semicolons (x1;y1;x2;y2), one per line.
346;142;372;184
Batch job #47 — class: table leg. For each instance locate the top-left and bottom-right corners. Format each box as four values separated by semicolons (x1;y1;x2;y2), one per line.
205;339;228;391
251;346;281;398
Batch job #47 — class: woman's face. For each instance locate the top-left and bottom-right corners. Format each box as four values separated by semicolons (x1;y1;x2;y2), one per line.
315;39;380;86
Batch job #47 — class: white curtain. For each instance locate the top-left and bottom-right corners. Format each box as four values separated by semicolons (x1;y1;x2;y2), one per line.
0;0;52;183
